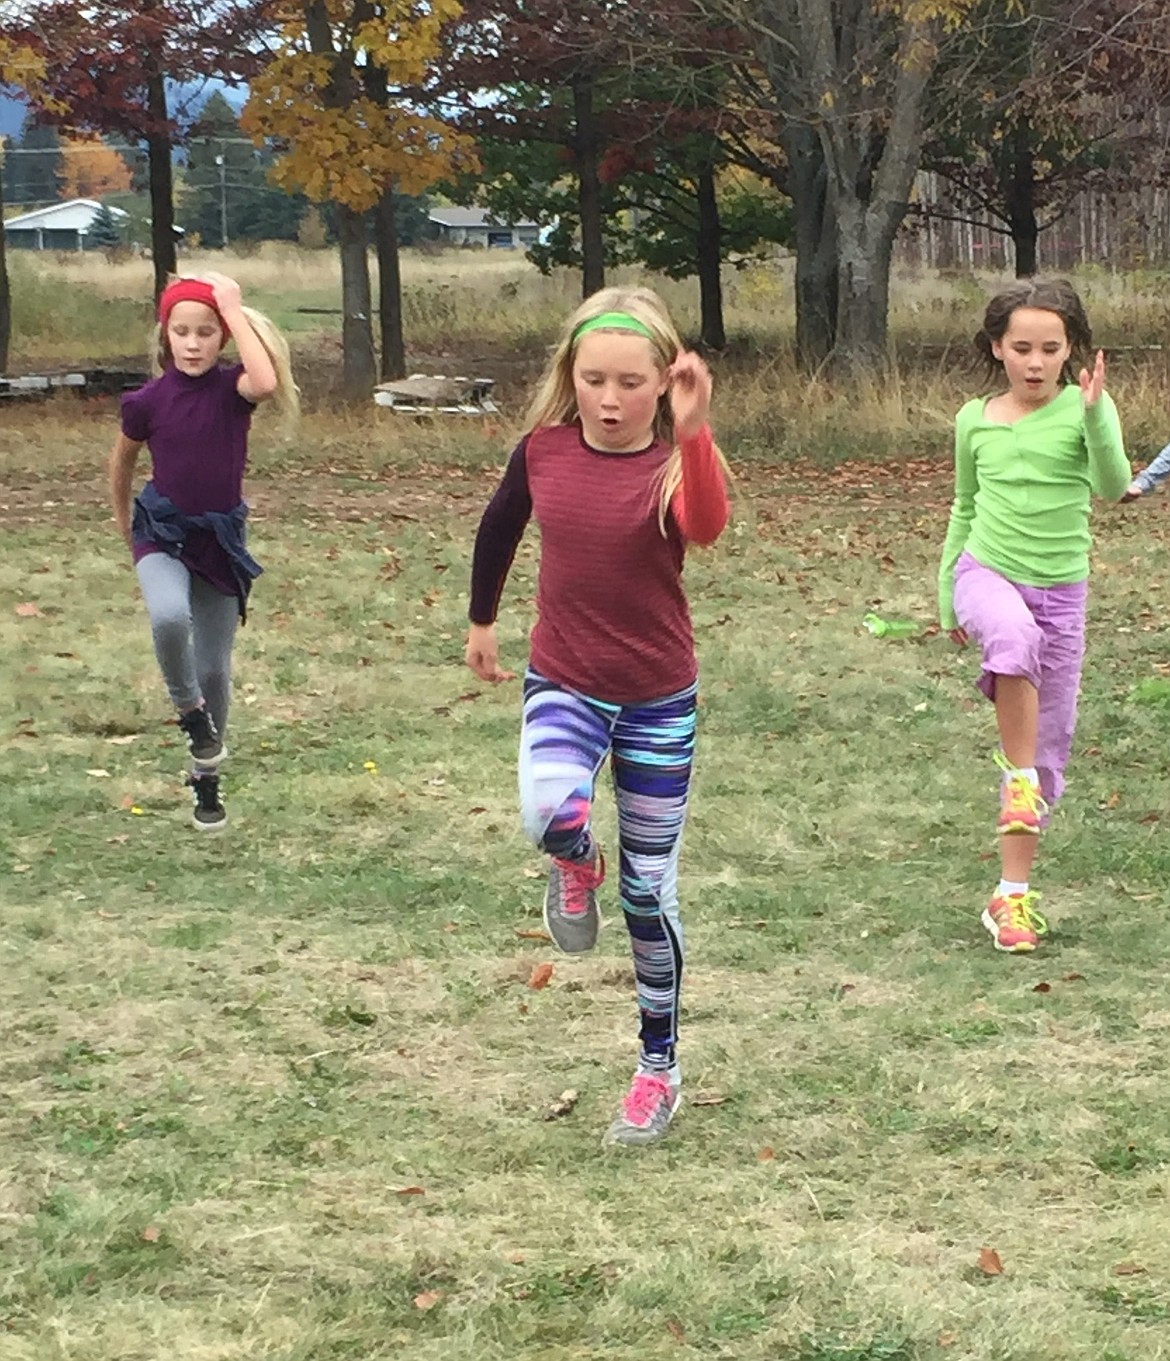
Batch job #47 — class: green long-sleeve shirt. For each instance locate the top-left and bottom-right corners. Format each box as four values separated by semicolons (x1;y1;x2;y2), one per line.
937;385;1130;631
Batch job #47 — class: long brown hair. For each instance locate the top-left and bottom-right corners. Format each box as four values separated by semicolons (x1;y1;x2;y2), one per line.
975;277;1092;385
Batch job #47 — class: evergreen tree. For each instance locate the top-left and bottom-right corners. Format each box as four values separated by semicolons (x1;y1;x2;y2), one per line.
15;115;63;205
184;91;304;245
87;202;125;249
1;137;18;209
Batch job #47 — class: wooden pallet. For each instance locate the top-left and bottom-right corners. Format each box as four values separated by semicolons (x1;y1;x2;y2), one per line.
373;373;499;416
0;367;149;401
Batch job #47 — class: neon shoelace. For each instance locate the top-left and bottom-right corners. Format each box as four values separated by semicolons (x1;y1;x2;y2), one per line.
623;1073;672;1125
994;753;1050;821
554;857;602;916
997;892;1048;937
1003;776;1048;820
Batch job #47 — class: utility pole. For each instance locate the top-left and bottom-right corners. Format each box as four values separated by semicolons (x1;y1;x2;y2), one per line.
215;150;227;248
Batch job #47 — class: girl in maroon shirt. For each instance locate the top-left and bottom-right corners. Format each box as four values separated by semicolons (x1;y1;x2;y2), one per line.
466;286;730;1146
109;274;298;830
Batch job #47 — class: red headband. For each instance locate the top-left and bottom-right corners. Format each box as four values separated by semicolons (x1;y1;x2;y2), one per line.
158;279;231;341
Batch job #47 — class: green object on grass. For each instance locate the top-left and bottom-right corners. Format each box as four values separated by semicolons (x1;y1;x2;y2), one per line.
1130;677;1170;708
863;612;919;639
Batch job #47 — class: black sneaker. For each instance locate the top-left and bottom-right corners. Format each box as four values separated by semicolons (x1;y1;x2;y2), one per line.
178;706;225;766
187;772;227;831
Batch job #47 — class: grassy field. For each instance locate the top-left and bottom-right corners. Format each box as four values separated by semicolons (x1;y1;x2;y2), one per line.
5;372;1170;1360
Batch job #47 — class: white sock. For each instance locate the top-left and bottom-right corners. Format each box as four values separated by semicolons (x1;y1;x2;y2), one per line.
997;879;1028;898
1002;765;1039;786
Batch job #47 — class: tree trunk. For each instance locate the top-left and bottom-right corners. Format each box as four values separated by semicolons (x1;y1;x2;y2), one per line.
833;195;901;373
146;70;177;301
573;76;605;299
374;185;406;381
0;152;10;374
781;122;837;370
1006;118;1038;277
336;203;376;402
695;159;726;351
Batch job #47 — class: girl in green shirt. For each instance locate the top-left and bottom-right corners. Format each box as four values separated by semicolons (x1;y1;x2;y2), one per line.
938;279;1130;953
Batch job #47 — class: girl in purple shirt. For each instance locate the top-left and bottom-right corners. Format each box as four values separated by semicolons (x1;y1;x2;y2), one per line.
109;273;298;829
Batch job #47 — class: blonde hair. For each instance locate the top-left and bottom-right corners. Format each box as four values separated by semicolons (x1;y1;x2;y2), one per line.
526;285;727;533
153;300;300;432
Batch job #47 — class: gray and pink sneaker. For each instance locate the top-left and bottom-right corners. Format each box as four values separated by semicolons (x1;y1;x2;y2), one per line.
603;1069;681;1147
543;851;605;954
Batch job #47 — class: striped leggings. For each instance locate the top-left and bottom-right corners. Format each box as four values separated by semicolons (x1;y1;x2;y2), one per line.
519;669;697;1072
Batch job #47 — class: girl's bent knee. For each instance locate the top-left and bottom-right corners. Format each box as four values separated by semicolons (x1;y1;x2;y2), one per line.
151;613;190;645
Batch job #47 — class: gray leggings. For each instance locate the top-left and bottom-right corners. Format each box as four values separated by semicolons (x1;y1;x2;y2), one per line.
136;552;238;738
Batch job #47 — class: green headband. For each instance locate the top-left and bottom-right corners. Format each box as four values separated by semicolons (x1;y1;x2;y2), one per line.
572;311;655;343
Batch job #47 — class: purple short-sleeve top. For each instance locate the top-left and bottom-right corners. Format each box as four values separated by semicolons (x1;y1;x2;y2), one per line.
121;363;255;596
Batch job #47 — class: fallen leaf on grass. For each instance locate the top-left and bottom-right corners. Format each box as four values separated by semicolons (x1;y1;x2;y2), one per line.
528;962;554;991
141;1225;161;1243
106;734;138;745
542;1088;579;1121
758;1146;776;1161
96;910;120;921
393;1186;426;1197
1033;982;1052;994
1113;1262;1147;1276
938;1332;958;1348
522;866;543;879
515;928;552;942
978;1247;1004;1276
666;1319;686;1343
503;1250;526;1264
12;864;30;873
14;603;42;617
1062;972;1085;983
691;1092;728;1107
86;768;111;779
413;1290;443;1311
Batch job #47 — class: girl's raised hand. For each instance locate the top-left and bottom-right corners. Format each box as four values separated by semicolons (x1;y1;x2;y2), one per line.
1078;348;1106;407
668;351;712;439
948;627;969;648
202;271;243;315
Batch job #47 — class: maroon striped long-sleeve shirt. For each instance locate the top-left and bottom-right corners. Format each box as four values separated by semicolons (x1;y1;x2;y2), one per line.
469;421;729;704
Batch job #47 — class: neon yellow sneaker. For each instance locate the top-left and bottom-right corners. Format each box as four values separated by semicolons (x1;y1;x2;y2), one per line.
995;753;1048;835
982;891;1048;953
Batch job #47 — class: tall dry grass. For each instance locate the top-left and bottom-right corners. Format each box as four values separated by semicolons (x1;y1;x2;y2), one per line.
7;245;1170;465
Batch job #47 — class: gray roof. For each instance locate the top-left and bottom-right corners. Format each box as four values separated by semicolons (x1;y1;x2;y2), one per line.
428;206;539;230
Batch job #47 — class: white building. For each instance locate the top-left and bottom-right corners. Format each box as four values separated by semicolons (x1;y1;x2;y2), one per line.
3;198;129;251
428;207;540;250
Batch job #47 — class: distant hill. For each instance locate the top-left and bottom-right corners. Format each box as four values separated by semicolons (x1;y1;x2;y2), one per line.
0;80;246;143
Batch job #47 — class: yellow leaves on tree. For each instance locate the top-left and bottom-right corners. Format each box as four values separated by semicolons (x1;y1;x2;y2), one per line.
60;137;132;200
242;1;477;213
0;39;64;116
0;38;46;85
